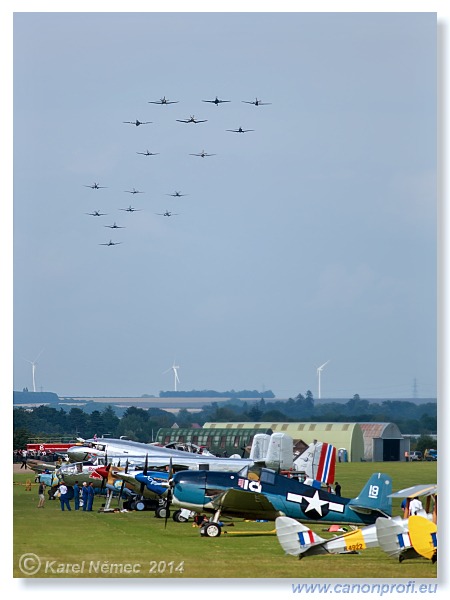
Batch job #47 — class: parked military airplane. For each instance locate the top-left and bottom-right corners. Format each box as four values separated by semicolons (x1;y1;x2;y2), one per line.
123;119;152;126
176;115;207;124
376;514;437;563
148;96;178;105
202;96;230;105
169;469;392;537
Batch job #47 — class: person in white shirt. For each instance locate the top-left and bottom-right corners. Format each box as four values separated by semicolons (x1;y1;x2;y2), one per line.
58;481;72;511
408;497;424;515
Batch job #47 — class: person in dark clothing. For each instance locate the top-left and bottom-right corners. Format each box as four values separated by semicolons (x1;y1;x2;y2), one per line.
334;482;342;496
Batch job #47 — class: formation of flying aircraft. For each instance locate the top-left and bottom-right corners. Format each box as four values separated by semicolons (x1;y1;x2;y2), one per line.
202;96;231;106
226;126;254;133
168;469;392;537
176;115;207;124
123;119;152;126
242;98;271;106
124;188;144;194
100;240;122;246
148;96;179;105
86;210;107;217
136;150;159;156
84;182;107;189
104;222;125;229
189;150;216;158
120;205;142;212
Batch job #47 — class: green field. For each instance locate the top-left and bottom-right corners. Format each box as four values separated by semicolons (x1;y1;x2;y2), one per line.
13;462;437;580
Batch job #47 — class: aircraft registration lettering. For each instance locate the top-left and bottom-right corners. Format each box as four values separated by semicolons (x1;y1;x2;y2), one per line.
237;478;262;493
344;529;366;552
368;485;379;499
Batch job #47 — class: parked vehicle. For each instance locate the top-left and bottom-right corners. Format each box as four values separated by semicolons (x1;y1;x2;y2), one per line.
409;451;423;461
424;449;437;461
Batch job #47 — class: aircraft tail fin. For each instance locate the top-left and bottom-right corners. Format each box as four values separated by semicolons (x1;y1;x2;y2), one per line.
293;441;336;484
276;516;326;556
349;473;392;517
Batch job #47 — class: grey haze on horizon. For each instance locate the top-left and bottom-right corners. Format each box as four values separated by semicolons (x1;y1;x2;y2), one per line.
13;12;437;400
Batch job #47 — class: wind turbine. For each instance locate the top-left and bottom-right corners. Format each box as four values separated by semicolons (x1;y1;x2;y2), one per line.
163;362;180;392
316;360;329;400
25;348;44;392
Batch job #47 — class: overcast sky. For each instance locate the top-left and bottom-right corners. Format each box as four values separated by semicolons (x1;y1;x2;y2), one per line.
8;8;440;400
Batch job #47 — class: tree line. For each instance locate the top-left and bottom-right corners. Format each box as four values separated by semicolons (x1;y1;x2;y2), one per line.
13;393;436;448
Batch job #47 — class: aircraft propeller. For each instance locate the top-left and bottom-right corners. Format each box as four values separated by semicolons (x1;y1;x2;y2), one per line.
139;454;149;496
118;459;129;504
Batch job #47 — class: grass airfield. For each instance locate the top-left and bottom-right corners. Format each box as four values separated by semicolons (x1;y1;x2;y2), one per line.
13;461;437;580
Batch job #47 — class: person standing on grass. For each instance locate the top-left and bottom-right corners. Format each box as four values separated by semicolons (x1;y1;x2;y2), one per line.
86;482;95;511
82;482;89;511
37;481;46;508
73;481;80;510
58;481;71;511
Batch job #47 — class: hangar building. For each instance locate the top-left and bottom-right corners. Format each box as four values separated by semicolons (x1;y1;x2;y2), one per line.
202;422;365;462
359;422;409;461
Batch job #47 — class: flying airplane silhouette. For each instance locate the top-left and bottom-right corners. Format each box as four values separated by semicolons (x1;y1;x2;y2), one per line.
136;150;159;156
157;211;178;217
226;126;254;133
242;98;271;106
84;182;107;189
166;191;187;197
123;119;152;126
100;240;122;246
202;96;231;106
124;188;144;194
189;150;216;158
148;96;179;105
176;115;207;124
86;210;107;216
104;222;125;229
120;206;142;212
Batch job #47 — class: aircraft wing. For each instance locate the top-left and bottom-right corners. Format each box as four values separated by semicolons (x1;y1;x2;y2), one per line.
209;487;283;520
388;484;437;499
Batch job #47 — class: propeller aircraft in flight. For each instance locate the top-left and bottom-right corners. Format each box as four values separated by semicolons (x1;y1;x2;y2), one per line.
242;97;271;106
136;150;159;156
100;240;122;246
168;469;393;537
124;188;144;194
104;222;125;229
176;115;207;124
123;119;152;126
166;191;187;197
226;126;254;133
120;205;142;212
84;182;107;189
189;150;216;158
86;210;107;216
202;96;231;106
148;96;179;105
157;211;179;217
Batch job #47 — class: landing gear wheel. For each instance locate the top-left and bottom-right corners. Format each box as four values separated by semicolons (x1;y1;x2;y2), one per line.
135;501;146;511
172;509;188;523
398;555;404;563
155;506;169;519
200;522;222;537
